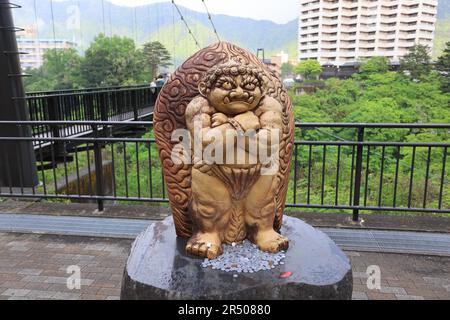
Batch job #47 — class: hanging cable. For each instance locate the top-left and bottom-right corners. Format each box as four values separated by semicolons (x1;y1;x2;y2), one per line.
49;0;57;49
133;6;137;43
33;0;42;67
108;1;112;37
101;0;106;35
172;3;176;66
156;2;160;41
201;0;220;42
171;0;200;49
77;0;84;50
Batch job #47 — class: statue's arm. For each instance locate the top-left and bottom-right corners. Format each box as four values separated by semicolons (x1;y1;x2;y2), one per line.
186;96;233;148
241;96;283;156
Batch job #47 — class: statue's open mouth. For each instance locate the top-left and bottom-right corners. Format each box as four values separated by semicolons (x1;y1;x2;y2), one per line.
224;96;255;105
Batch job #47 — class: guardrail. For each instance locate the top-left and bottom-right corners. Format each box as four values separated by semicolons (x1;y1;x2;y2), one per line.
0;121;448;220
23;85;160;139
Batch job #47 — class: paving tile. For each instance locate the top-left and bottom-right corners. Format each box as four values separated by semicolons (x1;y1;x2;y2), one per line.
0;232;449;301
1;289;31;297
380;286;407;295
395;294;424;300
351;291;368;300
17;269;43;276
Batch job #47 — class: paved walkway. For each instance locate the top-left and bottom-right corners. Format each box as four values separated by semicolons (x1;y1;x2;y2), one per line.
1;214;450;256
0;232;449;300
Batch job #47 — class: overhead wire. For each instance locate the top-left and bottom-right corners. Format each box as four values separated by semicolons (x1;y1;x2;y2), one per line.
171;0;200;49
101;0;106;35
49;0;57;49
33;0;41;66
201;0;220;42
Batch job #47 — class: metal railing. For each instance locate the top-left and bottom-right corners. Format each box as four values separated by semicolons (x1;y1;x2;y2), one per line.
0;121;449;220
23;85;160;139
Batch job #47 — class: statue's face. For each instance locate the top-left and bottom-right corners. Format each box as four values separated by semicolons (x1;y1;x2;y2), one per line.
204;74;263;116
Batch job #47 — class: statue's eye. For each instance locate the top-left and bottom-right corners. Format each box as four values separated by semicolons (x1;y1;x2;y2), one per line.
243;83;256;91
222;82;233;90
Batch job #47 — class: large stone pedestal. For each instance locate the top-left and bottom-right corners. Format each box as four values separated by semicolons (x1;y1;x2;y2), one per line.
120;216;353;300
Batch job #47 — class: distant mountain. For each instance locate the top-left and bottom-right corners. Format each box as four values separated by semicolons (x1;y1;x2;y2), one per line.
434;0;450;57
13;0;298;66
12;0;450;65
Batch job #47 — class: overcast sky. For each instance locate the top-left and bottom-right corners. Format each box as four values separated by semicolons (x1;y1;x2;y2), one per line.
105;0;299;24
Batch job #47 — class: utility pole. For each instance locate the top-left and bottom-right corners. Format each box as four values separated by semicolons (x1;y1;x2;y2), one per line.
0;0;38;188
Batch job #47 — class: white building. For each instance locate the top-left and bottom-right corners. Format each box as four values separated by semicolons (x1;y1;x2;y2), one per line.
18;38;77;70
298;0;438;66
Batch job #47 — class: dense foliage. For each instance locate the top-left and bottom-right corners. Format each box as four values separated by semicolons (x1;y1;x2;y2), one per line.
23;35;171;91
288;54;449;214
294;60;322;80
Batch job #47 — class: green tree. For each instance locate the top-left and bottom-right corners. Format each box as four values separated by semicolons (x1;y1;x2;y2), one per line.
281;62;294;78
358;56;389;79
142;41;172;80
400;44;432;81
294;60;322;80
23;48;82;91
80;34;146;87
435;41;450;93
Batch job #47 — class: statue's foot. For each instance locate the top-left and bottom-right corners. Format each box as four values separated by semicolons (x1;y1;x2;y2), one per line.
186;233;223;260
254;229;289;253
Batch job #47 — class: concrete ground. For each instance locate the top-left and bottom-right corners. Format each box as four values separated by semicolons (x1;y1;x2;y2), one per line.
0;232;449;300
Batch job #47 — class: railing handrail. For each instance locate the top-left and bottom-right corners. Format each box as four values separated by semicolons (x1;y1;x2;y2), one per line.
25;84;153;96
24;85;154;99
296;122;450;129
1;121;449;129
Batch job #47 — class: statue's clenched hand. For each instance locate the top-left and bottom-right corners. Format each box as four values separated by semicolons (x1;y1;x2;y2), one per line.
211;113;228;128
234;111;261;131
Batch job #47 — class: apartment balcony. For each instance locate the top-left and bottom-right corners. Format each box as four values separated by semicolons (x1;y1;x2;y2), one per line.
422;6;438;16
416;31;434;39
360;24;378;32
419;23;436;32
340;42;356;49
300;44;320;51
300;31;320;39
321;34;338;40
359;43;376;49
399;24;419;31
339;50;356;57
420;15;437;24
320;51;339;58
322;1;340;10
380;7;398;15
321;42;338;50
358;33;376;41
301;1;320;10
342;2;358;10
400;15;420;24
380;16;398;24
358;50;377;57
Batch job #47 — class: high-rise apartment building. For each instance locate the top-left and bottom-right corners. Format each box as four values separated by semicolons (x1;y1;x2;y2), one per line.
18;38;77;70
17;27;77;70
298;0;438;66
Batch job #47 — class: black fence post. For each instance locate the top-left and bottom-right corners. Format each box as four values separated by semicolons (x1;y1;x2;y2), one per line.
47;95;66;158
92;125;104;212
352;127;365;221
133;89;139;121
